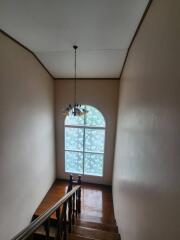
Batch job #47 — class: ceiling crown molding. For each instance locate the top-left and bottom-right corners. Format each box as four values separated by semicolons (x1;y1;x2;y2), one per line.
0;29;54;79
119;0;154;79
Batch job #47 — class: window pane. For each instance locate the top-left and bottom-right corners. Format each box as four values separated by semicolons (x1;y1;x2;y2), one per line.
65;151;83;174
85;129;105;153
65;127;83;151
65;111;84;126
84;153;103;176
85;105;105;127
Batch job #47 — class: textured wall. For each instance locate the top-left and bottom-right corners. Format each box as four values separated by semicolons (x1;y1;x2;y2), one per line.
0;32;55;240
55;79;119;185
113;0;180;239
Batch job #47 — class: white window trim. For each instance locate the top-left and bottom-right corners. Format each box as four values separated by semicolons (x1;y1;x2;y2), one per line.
64;106;106;177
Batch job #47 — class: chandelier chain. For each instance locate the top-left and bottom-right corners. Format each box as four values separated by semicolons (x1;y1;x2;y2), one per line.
62;45;88;116
74;46;77;105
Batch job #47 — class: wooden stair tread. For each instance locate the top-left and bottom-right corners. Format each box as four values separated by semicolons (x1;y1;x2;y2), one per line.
71;226;120;240
76;219;118;233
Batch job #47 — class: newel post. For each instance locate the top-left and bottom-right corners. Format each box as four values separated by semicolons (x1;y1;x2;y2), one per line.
77;175;81;213
68;174;73;192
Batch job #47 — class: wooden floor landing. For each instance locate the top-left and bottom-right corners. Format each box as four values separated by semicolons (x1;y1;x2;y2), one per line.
34;180;115;225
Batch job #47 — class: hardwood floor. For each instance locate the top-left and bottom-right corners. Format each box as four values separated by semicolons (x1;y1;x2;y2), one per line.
34;179;115;224
80;183;115;224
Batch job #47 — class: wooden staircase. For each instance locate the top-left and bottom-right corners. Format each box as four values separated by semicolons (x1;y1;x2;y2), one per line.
33;213;120;240
11;176;121;240
33;178;121;240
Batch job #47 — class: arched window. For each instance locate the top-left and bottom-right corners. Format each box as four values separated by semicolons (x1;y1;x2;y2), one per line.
64;105;106;176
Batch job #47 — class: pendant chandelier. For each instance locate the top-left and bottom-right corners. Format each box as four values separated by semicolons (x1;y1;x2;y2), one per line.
62;45;88;117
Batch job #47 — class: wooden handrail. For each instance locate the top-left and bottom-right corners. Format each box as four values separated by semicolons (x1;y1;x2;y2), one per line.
11;185;80;240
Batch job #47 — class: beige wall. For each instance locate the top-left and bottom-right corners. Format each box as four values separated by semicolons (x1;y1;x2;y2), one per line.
113;0;180;239
55;79;119;185
0;33;55;240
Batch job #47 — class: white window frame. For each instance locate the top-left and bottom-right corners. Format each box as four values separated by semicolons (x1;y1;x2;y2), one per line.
64;107;106;177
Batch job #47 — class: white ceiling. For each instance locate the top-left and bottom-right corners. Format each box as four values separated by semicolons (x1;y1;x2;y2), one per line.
0;0;149;78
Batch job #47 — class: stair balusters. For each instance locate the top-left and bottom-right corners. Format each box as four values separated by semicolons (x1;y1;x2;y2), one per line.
72;193;75;225
60;174;82;239
77;176;81;213
44;218;50;240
